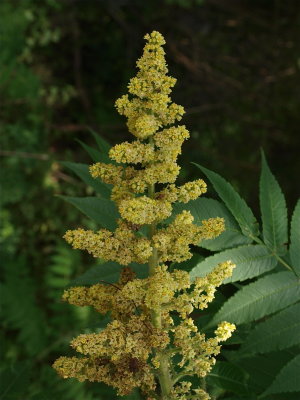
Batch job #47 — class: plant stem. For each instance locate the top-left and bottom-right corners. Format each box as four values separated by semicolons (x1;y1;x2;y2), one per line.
148;182;173;400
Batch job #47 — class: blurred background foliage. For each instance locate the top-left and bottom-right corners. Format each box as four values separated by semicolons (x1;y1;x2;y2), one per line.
0;0;299;399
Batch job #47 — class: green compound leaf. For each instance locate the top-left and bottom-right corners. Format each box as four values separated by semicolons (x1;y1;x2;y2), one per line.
58;196;118;230
194;163;259;237
240;302;300;355
61;162;111;199
207;361;249;395
261;354;300;397
206;271;300;327
190;244;277;283
173;198;251;251
259;151;288;256
290;200;300;276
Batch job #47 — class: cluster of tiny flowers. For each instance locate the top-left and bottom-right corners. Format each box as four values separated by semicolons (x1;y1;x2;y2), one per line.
119;196;172;225
63;220;152;266
152;211;225;263
62;267;137;320
171;381;210;400
53;315;164;395
54;31;236;400
172;318;235;380
109;141;155;164
155;180;207;204
56;262;235;395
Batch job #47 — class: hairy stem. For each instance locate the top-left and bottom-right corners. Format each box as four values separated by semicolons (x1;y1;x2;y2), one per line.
148;182;173;399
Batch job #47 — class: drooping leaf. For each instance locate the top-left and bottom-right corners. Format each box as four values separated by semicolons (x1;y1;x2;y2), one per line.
89;128;111;154
240;303;300;355
69;263;122;286
173;198;251;251
206;271;300;327
290;200;300;276
194;163;259;237
262;354;300;396
58;196;118;230
69;261;147;286
61;162;111;198
76;139;103;162
190;244;277;283
78;128;114;162
259;151;288;255
207;361;249;395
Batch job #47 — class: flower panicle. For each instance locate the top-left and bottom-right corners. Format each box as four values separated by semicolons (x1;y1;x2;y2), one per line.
54;31;236;399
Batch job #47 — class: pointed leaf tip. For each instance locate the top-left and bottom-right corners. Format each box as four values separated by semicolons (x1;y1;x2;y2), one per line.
194;163;259;237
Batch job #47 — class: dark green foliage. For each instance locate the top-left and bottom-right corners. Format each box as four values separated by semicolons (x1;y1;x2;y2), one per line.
61;162;112;197
239;303;300;355
192;155;300;399
207;361;249;396
59;196;118;230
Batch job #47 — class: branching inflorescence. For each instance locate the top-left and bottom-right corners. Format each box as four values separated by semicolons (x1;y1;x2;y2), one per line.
53;31;236;400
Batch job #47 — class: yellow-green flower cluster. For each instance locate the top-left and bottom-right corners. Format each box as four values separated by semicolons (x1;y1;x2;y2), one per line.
171;381;210;400
172;318;235;379
115;31;184;140
58;261;235;393
63;261;235;322
153;211;225;263
90;162;123;185
155;179;207;203
119;196;172;225
53;315;167;395
62;267;137;320
109;141;155;164
54;30;237;400
64;220;152;266
191;260;236;311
